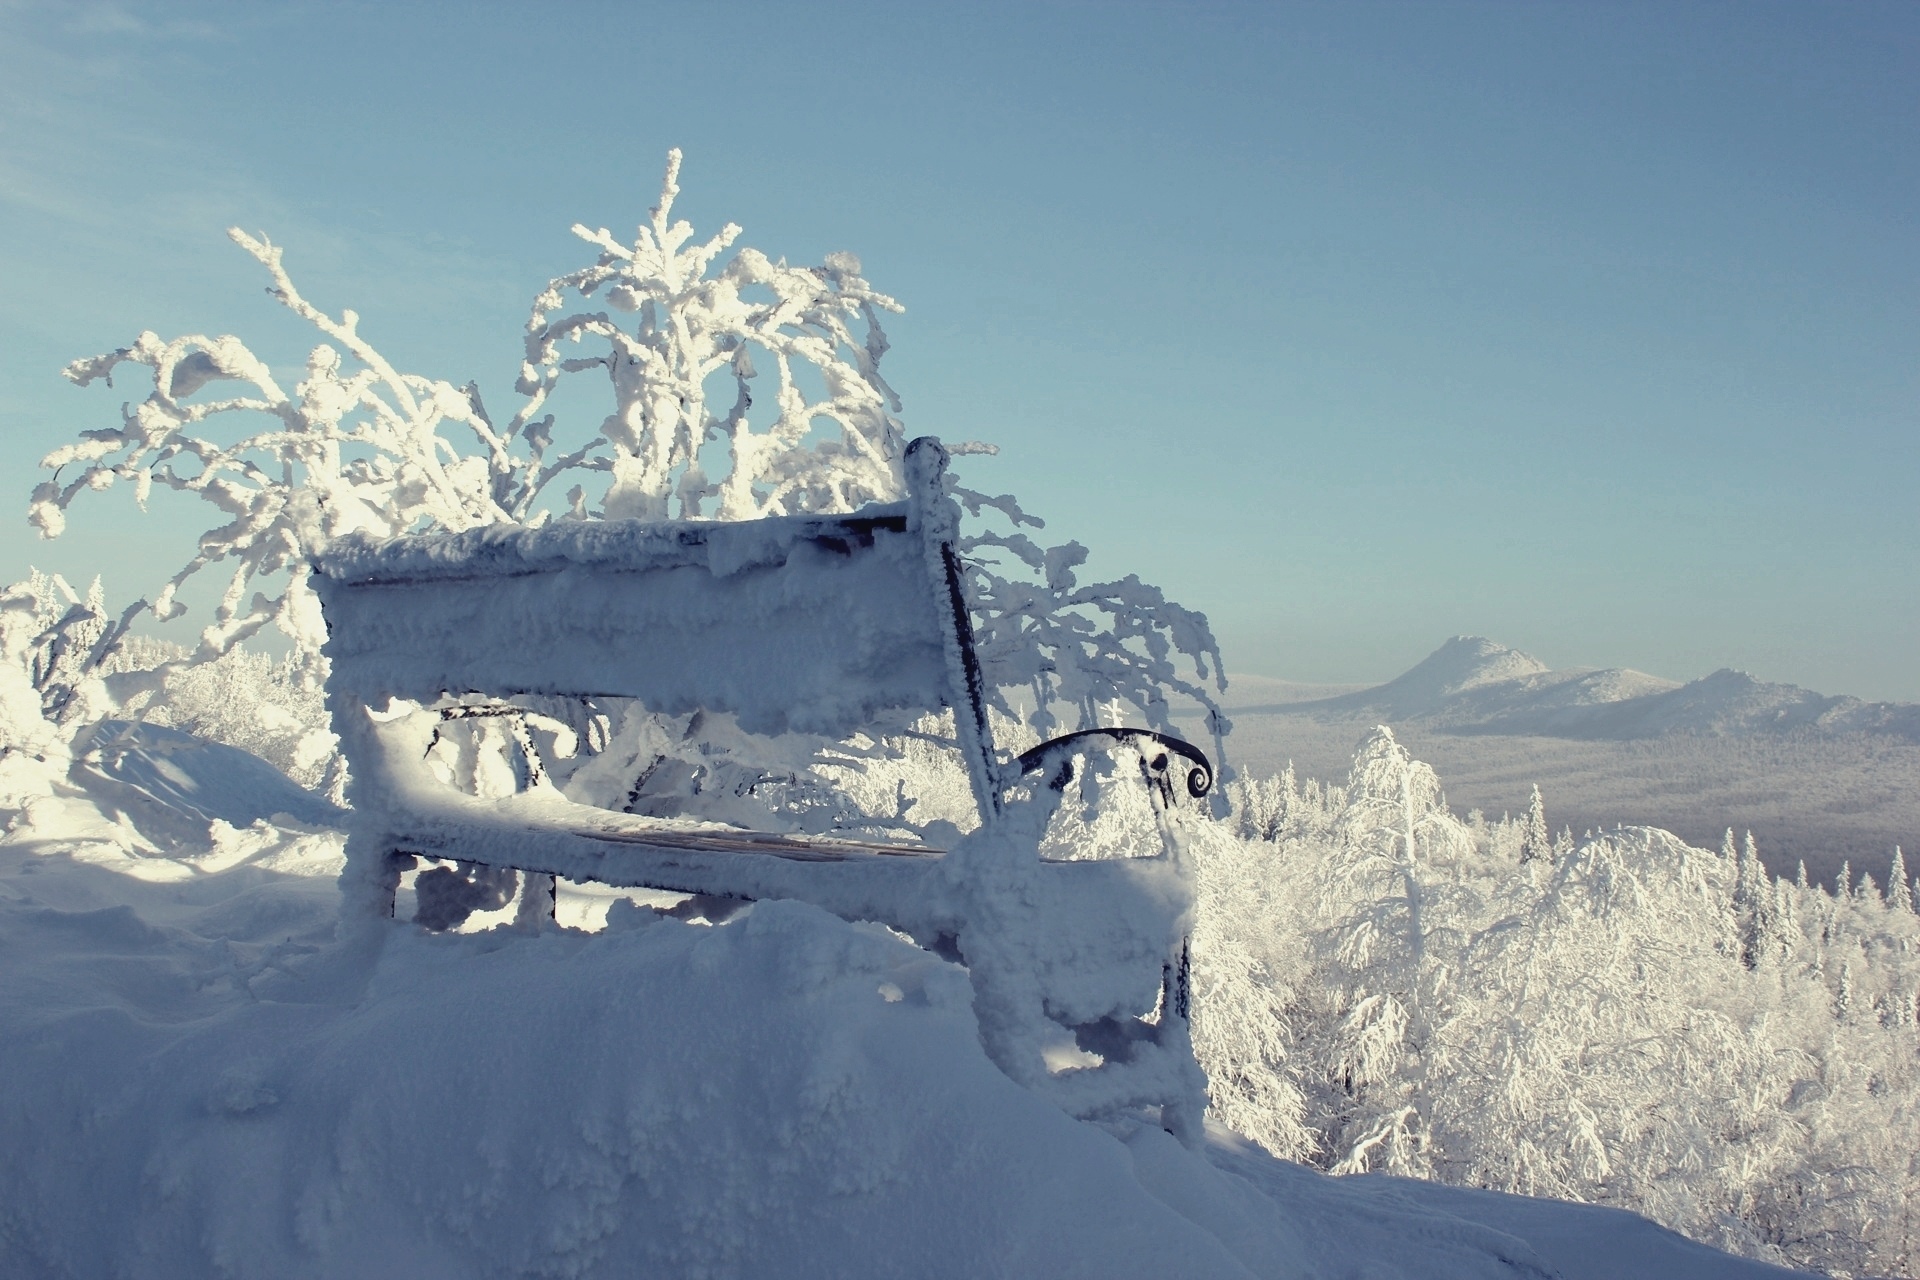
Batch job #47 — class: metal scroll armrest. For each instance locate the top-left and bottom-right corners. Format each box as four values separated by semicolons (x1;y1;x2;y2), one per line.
1005;728;1213;808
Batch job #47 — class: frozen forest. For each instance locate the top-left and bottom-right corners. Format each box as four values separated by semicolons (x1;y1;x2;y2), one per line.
3;154;1911;1279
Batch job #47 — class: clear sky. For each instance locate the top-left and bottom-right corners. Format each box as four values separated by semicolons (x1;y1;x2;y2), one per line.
2;1;1915;699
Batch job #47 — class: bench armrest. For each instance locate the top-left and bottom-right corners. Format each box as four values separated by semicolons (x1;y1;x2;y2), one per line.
1006;728;1213;806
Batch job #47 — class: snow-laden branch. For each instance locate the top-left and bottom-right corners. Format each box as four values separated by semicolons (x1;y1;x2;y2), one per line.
38;234;531;665
33;150;1236;828
949;475;1231;786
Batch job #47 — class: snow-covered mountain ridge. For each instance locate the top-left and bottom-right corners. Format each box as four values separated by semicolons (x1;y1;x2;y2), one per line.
1244;636;1920;741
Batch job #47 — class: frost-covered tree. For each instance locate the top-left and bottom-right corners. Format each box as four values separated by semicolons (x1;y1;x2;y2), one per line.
1181;721;1920;1273
1311;726;1476;1176
1188;819;1314;1160
498;152;1230;806
1519;783;1549;864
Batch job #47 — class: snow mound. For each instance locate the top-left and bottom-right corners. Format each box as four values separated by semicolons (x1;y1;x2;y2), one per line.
0;798;1810;1279
73;720;344;842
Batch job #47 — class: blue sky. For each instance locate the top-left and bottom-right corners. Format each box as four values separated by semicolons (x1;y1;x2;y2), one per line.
2;1;1915;699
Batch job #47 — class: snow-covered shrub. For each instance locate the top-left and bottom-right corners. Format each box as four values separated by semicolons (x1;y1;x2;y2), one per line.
0;573;102;805
140;646;336;793
499;151;1230;817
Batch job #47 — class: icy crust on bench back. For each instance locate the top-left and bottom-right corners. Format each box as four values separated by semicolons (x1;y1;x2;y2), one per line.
314;503;951;739
317;503;913;584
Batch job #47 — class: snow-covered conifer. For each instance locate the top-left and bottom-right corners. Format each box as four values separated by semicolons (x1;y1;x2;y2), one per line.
1520;783;1549;864
1734;831;1773;970
1231;771;1291;843
1886;848;1911;915
0;575;93;804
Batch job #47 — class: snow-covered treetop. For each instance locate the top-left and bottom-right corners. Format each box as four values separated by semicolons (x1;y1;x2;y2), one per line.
514;148;908;523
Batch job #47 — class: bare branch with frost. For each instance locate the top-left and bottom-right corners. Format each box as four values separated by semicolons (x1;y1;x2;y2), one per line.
38;234;537;667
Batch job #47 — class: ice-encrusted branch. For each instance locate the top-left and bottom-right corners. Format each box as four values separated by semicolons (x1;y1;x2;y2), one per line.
38;235;533;665
948;473;1232;788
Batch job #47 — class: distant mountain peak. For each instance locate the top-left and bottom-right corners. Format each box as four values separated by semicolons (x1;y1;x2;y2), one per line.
1420;637;1551;694
1293;637;1551;720
1251;641;1920;744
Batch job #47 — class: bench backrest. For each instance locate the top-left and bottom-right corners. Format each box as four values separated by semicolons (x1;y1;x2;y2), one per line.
313;437;1003;821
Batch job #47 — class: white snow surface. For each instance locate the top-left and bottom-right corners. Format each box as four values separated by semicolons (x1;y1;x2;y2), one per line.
0;748;1814;1279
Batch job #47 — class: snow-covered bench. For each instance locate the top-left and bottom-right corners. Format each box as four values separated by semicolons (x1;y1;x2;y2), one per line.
313;436;1213;1140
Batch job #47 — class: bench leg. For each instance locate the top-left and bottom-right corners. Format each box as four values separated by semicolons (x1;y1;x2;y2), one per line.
515;872;558;930
341;836;412;924
1154;939;1208;1147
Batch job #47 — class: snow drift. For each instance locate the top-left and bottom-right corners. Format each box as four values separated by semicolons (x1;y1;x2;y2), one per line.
0;756;1812;1279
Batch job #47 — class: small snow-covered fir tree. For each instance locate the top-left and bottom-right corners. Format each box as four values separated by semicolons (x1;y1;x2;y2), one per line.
0;573;108;804
1519;783;1550;864
1733;830;1776;970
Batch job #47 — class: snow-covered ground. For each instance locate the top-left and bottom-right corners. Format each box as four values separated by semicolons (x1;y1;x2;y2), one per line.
0;733;1813;1279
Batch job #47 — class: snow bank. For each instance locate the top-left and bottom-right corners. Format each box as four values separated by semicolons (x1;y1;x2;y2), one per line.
76;720;344;833
0;785;1812;1280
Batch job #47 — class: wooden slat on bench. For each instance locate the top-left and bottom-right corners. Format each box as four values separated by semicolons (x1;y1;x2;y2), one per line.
379;791;958;937
579;824;942;862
